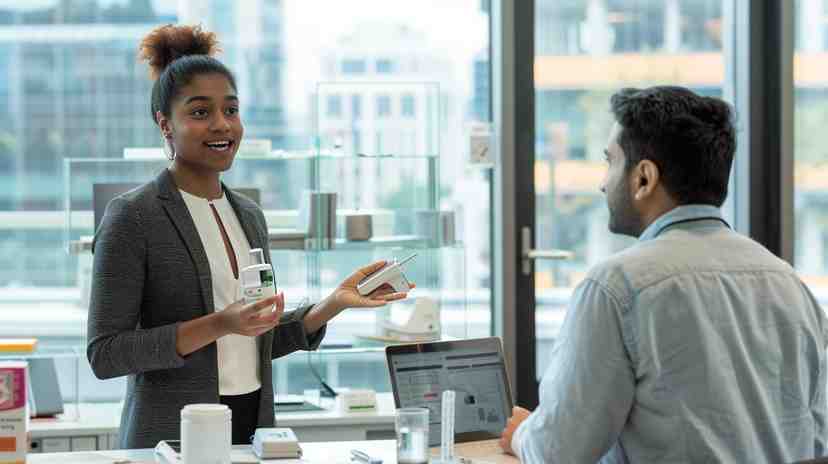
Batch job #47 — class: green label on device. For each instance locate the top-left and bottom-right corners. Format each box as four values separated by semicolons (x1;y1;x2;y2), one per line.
260;269;274;287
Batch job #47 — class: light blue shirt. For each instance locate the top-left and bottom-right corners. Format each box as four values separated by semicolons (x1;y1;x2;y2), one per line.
513;205;828;463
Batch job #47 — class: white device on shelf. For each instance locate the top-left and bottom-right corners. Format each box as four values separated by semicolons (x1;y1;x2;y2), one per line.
380;297;440;341
355;297;441;343
338;389;377;413
357;253;416;296
252;427;302;459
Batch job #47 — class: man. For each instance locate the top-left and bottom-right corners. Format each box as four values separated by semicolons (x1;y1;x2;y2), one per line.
501;86;827;463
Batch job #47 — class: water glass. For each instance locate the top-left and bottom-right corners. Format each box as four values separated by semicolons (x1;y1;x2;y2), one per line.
395;407;429;464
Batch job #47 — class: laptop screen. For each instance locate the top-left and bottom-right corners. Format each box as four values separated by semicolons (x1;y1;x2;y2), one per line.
386;337;514;446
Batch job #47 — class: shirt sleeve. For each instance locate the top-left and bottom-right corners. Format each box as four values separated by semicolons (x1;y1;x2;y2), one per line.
515;278;635;464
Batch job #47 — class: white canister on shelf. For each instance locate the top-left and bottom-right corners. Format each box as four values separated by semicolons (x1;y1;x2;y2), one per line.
181;404;231;464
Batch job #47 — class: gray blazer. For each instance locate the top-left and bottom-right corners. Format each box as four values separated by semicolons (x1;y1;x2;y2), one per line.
87;169;325;449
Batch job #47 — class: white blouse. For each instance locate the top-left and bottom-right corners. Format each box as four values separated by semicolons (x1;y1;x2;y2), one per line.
179;189;261;396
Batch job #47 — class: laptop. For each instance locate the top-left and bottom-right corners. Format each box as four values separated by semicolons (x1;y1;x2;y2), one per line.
386;337;514;451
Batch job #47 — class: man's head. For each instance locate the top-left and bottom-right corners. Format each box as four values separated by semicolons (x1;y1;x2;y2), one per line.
600;86;736;237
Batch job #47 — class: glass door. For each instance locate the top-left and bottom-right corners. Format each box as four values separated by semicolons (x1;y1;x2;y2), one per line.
512;0;732;407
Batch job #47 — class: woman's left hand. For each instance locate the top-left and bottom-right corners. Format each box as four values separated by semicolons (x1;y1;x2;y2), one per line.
329;260;414;310
303;261;416;334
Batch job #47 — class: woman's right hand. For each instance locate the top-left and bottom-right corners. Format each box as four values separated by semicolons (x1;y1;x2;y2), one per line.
217;293;285;337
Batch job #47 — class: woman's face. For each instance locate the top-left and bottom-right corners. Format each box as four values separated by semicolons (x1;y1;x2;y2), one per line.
161;73;244;174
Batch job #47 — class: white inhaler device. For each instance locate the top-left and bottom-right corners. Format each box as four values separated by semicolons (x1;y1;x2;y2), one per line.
241;248;276;304
357;253;416;296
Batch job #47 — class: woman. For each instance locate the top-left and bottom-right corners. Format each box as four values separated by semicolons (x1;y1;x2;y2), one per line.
86;24;410;449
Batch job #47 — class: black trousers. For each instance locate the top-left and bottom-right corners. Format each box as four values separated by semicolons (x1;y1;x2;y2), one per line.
220;388;261;445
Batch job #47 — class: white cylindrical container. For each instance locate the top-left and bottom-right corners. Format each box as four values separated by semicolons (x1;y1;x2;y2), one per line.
181;404;231;464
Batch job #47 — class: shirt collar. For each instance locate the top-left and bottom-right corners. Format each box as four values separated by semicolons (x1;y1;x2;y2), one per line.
638;204;726;242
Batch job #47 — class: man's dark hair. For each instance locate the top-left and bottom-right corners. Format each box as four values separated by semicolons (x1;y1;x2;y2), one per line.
610;86;736;207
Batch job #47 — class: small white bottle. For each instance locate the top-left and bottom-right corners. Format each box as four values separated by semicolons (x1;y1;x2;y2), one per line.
241;248;276;305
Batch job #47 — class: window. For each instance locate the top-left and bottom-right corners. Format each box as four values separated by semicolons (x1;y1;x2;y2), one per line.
376;94;392;118
794;0;828;297
606;0;665;53
401;93;416;117
351;94;362;120
532;0;731;373
0;0;491;401
376;58;394;73
326;94;343;118
341;58;366;74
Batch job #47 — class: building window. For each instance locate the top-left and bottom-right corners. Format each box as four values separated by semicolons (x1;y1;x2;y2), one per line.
376;58;394;74
341;59;366;74
351;94;362;120
376;94;391;118
327;94;342;118
352;129;362;154
0;0;492;403
401;93;415;117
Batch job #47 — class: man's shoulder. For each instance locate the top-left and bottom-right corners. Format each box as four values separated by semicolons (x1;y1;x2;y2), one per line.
585;229;797;298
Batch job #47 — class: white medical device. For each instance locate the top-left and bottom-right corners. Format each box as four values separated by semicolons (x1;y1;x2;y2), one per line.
252;428;302;459
357;253;416;296
338;389;378;413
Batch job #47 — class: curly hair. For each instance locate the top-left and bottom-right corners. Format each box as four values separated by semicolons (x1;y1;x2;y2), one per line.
137;24;236;124
610;86;736;207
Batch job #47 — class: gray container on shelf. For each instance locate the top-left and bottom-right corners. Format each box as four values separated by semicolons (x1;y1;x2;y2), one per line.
299;191;337;249
414;210;456;247
344;213;373;241
439;211;456;246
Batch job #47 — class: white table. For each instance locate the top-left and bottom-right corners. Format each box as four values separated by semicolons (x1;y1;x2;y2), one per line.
29;394;398;452
26;439;520;463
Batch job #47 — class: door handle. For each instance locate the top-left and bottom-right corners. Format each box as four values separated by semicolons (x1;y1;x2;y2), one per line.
521;226;573;275
524;249;574;260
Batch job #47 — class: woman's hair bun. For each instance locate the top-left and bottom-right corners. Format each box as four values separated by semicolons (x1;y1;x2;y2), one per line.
138;24;220;80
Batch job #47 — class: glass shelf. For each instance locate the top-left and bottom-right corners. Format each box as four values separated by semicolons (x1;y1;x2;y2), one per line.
244;151;439;160
68;235;464;254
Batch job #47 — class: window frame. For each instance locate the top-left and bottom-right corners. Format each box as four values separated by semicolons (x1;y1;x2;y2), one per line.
493;0;796;408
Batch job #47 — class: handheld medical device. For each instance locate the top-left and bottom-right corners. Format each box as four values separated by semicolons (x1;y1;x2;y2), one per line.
357;253;416;296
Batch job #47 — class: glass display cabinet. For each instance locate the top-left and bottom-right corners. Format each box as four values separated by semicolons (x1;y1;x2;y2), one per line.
65;82;467;394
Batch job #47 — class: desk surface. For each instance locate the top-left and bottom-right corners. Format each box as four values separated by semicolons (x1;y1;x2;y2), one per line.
30;393;398;438
26;439;519;464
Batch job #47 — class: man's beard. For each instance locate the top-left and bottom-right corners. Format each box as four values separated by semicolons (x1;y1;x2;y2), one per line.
607;184;643;237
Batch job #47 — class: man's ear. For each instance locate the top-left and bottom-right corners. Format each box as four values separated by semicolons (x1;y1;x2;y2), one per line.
633;160;660;201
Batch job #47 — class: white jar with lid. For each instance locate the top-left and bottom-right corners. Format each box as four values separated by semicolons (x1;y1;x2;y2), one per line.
181;404;232;464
